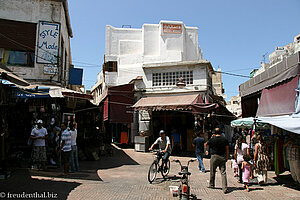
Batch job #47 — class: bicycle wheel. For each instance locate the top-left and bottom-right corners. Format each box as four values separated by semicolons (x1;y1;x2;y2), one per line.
148;161;158;183
161;159;170;178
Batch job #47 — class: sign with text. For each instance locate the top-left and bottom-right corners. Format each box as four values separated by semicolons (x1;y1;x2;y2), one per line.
43;64;58;75
162;23;182;34
37;21;60;64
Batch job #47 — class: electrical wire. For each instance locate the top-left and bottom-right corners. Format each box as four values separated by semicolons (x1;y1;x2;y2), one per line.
214;70;250;78
0;32;58;65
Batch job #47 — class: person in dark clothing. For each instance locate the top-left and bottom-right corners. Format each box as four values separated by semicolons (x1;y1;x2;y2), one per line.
205;128;230;194
193;131;206;173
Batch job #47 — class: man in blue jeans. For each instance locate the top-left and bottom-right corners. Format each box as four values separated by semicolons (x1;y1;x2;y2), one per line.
193;131;206;173
149;130;172;169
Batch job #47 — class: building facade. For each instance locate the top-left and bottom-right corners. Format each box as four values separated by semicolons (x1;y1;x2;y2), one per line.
92;21;222;150
226;94;242;117
0;0;73;87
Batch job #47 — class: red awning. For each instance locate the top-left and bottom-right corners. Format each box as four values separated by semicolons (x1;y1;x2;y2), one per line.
256;75;299;117
103;84;134;123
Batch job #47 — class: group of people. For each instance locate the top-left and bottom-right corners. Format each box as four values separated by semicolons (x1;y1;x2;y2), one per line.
231;134;269;192
149;128;230;193
149;127;299;194
30;119;79;176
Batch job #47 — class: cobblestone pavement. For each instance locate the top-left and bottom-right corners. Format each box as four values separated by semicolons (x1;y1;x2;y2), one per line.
1;145;300;200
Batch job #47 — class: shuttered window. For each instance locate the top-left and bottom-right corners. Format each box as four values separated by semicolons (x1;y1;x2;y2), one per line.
0;19;36;67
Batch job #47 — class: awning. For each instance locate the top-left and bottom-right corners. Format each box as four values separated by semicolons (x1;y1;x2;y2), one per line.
0;63;30;87
257;115;300;134
231;117;269;128
133;94;218;112
256;75;299;117
133;94;199;111
239;52;300;97
103;83;134;123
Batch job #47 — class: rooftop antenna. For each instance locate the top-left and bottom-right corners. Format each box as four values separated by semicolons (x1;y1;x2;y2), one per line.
262;52;268;64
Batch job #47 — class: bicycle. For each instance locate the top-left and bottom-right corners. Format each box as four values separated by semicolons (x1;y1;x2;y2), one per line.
147;150;170;184
172;158;197;200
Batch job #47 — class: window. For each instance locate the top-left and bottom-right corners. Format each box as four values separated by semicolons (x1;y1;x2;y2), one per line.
233;101;238;104
2;49;34;67
0;19;36;67
152;71;193;86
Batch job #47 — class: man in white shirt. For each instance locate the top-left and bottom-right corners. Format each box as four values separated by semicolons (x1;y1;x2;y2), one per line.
30;119;48;170
149;130;172;168
70;123;79;172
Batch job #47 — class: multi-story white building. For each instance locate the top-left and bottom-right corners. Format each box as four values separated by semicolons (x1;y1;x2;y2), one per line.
92;21;220;150
0;0;73;87
92;20;215;104
226;94;242;117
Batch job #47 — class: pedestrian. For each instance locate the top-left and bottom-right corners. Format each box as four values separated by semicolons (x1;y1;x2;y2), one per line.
230;155;238;177
253;134;269;185
30;119;48;170
283;132;300;186
241;154;252;192
192;131;206;173
58;122;72;176
205;128;230;194
171;129;182;155
234;136;250;183
70;123;79;172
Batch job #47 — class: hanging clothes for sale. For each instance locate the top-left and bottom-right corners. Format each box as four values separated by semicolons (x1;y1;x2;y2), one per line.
274;137;285;175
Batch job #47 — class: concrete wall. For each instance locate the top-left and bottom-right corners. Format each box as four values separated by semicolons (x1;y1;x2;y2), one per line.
103;21;205;91
0;0;71;86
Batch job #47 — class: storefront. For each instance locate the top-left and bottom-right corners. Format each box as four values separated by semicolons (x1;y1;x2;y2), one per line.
133;93;222;152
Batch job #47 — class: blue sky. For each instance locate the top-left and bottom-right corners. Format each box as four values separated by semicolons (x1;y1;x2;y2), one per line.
68;0;300;100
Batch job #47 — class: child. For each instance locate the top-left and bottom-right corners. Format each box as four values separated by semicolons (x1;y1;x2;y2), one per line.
241;154;252;192
230;155;238;177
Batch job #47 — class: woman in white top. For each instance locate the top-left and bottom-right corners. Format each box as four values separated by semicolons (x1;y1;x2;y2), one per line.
235;136;250;183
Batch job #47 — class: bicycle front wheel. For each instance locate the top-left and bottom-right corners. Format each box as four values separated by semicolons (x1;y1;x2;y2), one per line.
161;159;170;178
148;161;157;183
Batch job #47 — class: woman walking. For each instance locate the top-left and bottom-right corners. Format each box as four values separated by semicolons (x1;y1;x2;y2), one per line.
254;134;269;185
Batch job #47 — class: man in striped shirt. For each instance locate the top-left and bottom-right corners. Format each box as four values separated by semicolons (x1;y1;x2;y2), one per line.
58;122;72;176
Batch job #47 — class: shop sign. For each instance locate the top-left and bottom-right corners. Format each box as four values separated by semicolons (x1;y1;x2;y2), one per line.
140;110;150;121
163;23;182;34
37;21;60;64
44;64;58;75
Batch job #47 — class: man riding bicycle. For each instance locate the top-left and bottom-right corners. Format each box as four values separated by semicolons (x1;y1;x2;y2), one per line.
149;130;172;169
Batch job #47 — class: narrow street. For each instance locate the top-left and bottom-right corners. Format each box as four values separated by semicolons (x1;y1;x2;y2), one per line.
1;145;299;200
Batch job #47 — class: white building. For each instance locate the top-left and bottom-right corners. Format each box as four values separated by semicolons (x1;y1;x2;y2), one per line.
92;20;216;104
226;94;242;117
92;21;220;150
0;0;73;87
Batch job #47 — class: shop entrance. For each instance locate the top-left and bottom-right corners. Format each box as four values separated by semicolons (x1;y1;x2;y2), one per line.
152;111;195;152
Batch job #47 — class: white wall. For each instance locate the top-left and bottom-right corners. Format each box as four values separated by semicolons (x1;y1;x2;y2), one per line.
104;20;204;89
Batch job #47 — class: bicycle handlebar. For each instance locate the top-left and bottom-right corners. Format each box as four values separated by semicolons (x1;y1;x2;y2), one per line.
172;158;197;167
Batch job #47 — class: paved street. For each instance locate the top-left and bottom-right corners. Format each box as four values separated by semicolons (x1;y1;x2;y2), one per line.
1;145;300;200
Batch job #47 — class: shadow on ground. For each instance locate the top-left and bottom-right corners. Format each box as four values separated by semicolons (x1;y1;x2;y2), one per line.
273;174;300;191
29;144;139;181
0;169;80;200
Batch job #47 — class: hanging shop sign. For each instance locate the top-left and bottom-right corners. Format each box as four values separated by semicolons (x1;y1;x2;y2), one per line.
162;23;182;34
12;88;51;98
36;21;60;65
